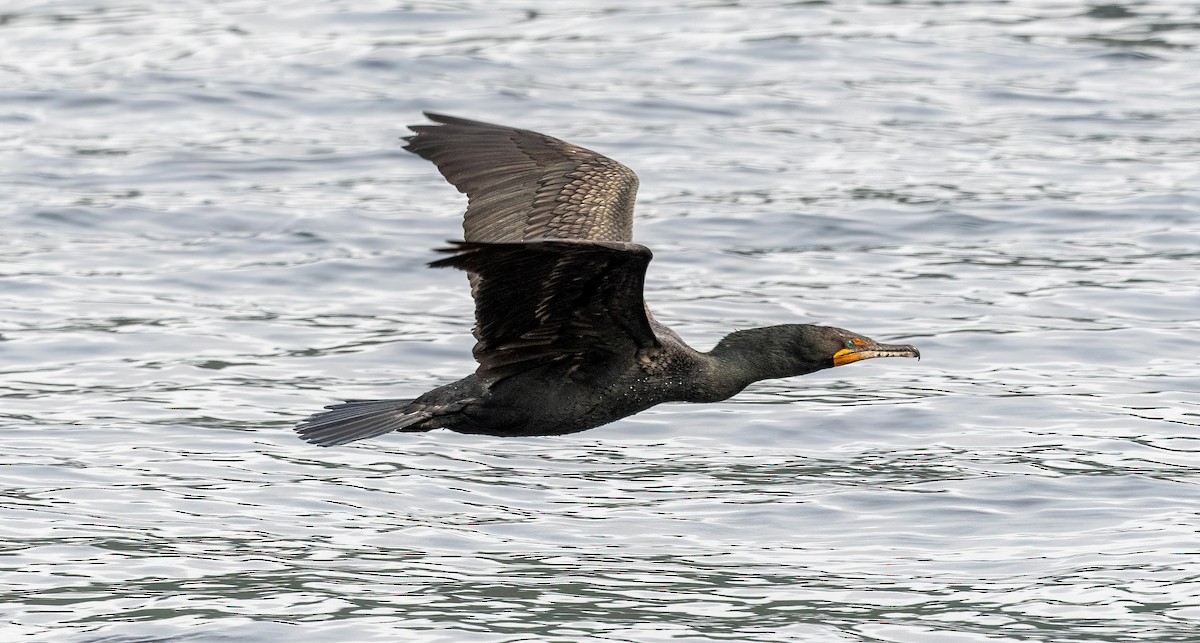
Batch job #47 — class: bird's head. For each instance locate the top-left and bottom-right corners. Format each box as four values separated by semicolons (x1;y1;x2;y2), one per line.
711;324;920;383
808;326;921;369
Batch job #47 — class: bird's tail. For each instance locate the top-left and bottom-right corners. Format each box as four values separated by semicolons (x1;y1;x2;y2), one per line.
295;399;432;447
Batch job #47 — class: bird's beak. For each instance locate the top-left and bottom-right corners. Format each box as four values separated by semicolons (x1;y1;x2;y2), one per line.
833;342;921;367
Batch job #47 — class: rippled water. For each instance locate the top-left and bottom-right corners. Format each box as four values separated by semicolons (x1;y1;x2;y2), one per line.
4;1;1200;640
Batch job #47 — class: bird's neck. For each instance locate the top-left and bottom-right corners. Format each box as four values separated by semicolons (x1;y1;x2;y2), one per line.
702;325;829;400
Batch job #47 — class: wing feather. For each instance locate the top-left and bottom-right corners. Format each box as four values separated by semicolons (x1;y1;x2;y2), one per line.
430;240;659;380
404;113;639;243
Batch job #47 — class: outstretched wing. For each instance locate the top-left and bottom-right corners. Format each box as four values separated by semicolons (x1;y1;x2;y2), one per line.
430;240;660;381
404;113;639;243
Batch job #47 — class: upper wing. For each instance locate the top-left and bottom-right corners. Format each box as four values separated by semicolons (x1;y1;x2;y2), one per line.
404;113;639;243
430;240;660;381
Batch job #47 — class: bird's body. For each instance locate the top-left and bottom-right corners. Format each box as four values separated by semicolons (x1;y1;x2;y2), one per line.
297;113;919;446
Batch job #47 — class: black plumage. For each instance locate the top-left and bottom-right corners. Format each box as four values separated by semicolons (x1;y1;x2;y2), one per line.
296;113;919;446
429;240;658;381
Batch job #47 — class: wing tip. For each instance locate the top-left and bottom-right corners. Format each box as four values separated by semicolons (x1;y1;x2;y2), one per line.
428;240;471;268
426;240;653;272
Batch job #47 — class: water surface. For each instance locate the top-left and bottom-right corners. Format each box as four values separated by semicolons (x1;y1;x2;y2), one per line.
3;1;1200;641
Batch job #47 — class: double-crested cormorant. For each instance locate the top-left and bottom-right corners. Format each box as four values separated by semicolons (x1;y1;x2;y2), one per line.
297;113;919;446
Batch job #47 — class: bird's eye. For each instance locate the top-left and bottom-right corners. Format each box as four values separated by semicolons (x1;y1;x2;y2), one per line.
845;340;857;349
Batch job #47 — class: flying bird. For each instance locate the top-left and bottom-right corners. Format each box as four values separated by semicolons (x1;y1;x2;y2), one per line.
297;113;919;446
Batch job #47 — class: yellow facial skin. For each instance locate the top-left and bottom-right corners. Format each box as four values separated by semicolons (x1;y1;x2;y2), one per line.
833;336;920;367
833;347;863;366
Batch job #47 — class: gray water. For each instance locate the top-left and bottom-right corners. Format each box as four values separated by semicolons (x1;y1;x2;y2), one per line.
3;1;1200;641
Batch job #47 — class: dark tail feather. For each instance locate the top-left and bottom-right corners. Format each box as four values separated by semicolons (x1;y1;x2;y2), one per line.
296;399;431;447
